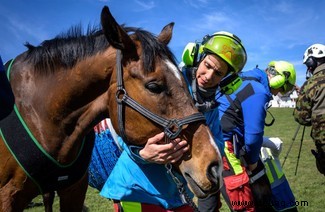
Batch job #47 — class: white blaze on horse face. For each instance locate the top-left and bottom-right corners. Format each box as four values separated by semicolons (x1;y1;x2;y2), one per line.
208;132;221;156
165;60;182;82
208;131;223;181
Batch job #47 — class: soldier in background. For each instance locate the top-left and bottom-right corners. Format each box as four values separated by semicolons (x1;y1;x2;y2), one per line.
293;44;325;176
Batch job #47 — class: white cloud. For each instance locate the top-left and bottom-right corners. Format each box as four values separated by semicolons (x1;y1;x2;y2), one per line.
187;12;234;36
134;0;156;11
183;0;209;9
6;16;49;44
273;1;292;14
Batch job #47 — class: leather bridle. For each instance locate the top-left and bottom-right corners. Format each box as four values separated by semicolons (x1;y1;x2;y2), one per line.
115;49;206;143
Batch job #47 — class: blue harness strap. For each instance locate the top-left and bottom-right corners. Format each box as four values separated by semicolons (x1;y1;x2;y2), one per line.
0;105;94;193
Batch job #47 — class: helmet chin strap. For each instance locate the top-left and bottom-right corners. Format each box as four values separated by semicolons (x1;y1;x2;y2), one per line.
306;69;312;80
304;56;320;77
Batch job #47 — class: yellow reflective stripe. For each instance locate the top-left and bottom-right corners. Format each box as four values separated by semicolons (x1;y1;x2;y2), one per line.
120;201;142;212
264;160;274;183
224;143;243;175
262;148;284;187
271;160;284;179
265;148;284;179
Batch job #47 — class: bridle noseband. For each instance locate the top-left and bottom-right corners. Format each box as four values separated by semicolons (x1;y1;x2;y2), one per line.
115;49;206;143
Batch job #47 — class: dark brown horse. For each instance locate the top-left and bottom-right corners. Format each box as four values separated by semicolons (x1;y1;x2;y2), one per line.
0;6;222;212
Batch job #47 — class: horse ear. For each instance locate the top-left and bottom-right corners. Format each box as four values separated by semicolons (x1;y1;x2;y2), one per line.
157;22;174;45
100;6;137;56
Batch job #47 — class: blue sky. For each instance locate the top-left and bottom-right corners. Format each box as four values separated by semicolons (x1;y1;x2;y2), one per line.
1;0;324;86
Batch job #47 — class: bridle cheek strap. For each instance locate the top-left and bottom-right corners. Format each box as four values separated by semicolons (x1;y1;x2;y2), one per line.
115;49;206;143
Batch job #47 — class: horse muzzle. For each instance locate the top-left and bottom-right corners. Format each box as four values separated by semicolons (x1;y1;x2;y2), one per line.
181;160;223;198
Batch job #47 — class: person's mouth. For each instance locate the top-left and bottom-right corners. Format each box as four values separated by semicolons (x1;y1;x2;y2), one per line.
199;77;207;85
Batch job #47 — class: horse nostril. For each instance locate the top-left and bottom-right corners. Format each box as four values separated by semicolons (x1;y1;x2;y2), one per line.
207;162;221;185
211;166;219;178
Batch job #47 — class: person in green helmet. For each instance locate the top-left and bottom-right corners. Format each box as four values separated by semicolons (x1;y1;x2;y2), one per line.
97;31;248;212
205;60;297;212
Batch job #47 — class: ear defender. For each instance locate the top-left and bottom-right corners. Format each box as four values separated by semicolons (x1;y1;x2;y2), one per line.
268;64;288;90
220;74;242;95
267;61;296;93
181;42;201;67
269;75;286;89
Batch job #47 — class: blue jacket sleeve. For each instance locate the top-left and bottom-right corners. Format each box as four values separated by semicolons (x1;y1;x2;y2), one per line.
242;92;268;164
116;136;150;164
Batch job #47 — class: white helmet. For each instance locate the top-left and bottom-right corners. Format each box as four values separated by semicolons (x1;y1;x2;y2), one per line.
303;44;325;63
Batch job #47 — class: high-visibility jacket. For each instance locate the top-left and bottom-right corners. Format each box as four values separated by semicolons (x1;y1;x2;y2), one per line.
260;139;297;211
223;140;245;175
260;147;285;188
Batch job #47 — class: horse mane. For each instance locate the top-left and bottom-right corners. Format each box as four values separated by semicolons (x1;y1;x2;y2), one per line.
23;24;178;75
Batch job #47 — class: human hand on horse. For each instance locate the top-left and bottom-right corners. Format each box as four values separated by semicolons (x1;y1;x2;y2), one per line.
139;132;189;164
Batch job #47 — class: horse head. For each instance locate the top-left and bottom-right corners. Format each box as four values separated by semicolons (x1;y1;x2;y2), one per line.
101;6;222;198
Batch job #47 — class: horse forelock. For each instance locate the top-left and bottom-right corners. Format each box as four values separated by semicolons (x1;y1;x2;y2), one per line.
128;27;178;75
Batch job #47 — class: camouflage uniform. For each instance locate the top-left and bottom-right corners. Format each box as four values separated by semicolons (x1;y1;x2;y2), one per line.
293;63;325;175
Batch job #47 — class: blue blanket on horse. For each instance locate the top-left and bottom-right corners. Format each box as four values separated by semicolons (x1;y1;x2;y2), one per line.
88;119;122;191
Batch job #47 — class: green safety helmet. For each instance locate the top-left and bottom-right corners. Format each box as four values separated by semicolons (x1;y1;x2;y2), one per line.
267;61;296;94
202;31;247;73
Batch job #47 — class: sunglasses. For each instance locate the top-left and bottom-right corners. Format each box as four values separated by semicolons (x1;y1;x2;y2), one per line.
267;66;279;76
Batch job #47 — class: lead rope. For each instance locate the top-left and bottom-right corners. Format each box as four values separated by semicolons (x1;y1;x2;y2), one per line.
164;163;200;212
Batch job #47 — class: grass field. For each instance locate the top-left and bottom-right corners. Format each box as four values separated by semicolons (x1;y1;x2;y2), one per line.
26;108;325;211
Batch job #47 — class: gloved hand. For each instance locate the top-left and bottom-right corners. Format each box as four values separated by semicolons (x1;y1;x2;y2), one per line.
262;136;283;157
195;100;218;112
311;149;325;175
248;162;257;172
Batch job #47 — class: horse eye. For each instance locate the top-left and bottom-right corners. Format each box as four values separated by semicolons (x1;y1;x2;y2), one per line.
145;82;164;94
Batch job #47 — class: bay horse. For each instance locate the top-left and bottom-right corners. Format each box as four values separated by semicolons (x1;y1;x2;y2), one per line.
0;6;222;212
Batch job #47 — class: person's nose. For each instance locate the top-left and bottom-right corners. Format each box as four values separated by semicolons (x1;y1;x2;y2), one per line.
204;69;214;81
